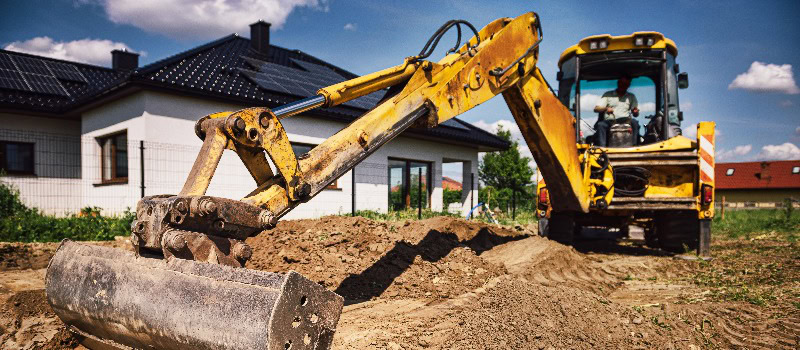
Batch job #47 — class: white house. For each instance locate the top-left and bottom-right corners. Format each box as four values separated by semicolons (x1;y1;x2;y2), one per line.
0;22;508;219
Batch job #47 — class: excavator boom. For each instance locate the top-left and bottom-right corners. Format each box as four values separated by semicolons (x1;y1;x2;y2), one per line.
46;12;593;350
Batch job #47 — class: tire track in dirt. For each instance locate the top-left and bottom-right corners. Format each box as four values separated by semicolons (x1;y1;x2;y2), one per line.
695;304;800;349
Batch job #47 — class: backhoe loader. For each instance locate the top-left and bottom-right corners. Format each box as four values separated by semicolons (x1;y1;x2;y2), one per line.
45;12;714;350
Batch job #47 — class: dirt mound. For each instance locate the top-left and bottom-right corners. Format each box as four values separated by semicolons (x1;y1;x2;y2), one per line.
0;216;796;349
446;276;711;349
246;216;527;303
0;244;57;271
0;289;77;350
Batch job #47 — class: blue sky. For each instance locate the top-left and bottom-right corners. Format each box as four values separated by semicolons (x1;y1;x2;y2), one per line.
2;0;799;168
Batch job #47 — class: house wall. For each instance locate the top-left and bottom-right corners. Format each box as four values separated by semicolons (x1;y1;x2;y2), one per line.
75;91;480;219
715;189;800;203
0;113;83;215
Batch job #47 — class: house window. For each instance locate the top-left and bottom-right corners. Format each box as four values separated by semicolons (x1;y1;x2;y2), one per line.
793;166;799;174
388;158;431;211
725;168;735;176
291;142;338;189
0;141;34;175
98;132;128;183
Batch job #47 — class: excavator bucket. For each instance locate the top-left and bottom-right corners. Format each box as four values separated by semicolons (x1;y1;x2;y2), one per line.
46;240;343;350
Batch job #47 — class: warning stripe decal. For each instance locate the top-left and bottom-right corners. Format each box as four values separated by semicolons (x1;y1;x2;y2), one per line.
699;133;714;183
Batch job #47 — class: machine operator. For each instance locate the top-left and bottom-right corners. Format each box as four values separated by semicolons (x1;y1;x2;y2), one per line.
593;75;640;146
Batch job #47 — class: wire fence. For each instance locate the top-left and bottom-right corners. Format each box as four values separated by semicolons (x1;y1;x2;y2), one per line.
1;128;478;218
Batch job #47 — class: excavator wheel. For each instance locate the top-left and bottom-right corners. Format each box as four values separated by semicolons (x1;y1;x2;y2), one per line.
654;211;700;253
547;212;576;245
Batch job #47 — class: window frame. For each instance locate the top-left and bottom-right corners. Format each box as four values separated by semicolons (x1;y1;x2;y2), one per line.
291;142;339;190
792;166;799;174
0;141;35;176
387;157;432;210
725;168;735;176
97;130;128;185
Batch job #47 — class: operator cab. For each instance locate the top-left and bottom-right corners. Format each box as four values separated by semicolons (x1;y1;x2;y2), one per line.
556;32;689;148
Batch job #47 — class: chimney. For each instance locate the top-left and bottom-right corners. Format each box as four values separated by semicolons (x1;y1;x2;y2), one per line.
250;20;271;56
111;49;139;71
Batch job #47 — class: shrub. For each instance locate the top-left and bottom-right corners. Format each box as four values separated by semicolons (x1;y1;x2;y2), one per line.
0;180;135;242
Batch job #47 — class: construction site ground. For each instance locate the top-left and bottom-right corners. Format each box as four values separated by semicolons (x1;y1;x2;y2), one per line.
1;216;797;349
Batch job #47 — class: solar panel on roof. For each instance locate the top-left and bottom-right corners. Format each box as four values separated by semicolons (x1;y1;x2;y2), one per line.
12;55;51;75
22;72;69;96
241;56;386;110
0;53;17;70
0;68;31;91
290;59;346;80
441;119;470;131
47;61;88;83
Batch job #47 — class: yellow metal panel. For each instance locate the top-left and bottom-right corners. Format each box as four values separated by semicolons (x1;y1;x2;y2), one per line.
503;68;590;213
558;31;678;67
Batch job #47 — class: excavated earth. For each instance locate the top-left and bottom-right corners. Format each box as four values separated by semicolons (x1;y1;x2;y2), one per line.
0;216;798;349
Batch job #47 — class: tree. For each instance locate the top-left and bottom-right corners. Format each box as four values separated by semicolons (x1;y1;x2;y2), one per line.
478;125;535;191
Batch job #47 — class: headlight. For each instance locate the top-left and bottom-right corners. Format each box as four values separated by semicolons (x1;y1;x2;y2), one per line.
634;36;656;47
589;40;608;50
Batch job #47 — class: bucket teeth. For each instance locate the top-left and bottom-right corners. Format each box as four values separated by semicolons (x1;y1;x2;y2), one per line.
46;240;344;350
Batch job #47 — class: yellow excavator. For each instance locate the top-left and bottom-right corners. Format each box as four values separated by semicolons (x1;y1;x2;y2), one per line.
45;12;715;350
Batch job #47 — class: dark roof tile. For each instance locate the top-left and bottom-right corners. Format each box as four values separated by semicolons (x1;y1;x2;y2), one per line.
0;35;509;150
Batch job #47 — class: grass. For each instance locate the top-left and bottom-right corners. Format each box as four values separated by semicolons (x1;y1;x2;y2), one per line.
347;208;538;227
0;180;134;243
683;209;799;311
713;208;799;241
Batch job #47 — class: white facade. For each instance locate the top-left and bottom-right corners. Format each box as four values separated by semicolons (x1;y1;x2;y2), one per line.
1;91;480;218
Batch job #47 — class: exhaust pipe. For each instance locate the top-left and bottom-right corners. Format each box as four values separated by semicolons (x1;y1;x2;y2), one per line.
46;240;343;350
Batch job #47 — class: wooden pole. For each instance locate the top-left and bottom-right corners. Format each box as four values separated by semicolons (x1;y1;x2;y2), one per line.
721;196;726;220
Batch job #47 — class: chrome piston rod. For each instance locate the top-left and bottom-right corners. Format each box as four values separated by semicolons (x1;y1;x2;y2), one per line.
273;95;326;120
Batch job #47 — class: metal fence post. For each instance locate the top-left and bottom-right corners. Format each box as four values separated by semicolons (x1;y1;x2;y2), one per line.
471;173;475;209
418;167;422;220
140;140;145;198
512;179;516;220
351;167;356;216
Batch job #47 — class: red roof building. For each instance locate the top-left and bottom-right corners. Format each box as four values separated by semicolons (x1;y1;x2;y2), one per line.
715;160;800;204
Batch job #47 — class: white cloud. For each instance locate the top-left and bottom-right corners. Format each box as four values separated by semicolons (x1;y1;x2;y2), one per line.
472;119;536;170
728;61;800;94
579;93;601;113
756;142;800;161
4;36;137;66
343;23;357;31
682;123;697;139
639;102;656;113
717;144;752;161
781;100;794;107
86;0;327;40
681;101;693;111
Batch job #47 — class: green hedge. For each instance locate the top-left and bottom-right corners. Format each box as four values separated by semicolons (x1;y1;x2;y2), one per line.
0;180;134;243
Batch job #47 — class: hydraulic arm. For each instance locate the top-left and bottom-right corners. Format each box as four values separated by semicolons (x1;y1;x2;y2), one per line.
46;12;601;350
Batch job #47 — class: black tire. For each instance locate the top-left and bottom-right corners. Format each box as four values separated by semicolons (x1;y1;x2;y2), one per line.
655;212;699;253
548;212;575;245
643;222;659;248
537;218;549;237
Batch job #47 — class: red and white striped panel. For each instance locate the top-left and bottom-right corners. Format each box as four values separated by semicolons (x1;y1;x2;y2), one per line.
698;134;715;183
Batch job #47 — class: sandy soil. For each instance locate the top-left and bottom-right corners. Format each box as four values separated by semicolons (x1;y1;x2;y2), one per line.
0;216;797;349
